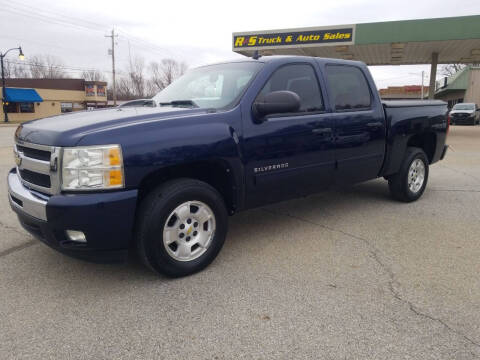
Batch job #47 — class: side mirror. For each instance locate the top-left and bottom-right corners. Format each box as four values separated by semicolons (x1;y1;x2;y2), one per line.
253;90;300;121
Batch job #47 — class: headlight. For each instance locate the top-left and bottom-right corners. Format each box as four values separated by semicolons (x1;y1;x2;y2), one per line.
61;145;124;191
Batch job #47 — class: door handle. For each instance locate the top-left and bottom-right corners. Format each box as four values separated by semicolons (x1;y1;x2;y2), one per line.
366;122;383;128
312;127;332;135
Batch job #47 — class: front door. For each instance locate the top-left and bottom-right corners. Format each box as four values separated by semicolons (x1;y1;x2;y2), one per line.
241;62;336;208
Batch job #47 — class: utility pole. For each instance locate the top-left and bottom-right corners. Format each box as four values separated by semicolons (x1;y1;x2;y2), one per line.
410;71;427;100
1;54;6;122
105;29;118;106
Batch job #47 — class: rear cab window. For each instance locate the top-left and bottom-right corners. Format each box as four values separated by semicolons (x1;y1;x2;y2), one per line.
325;65;372;111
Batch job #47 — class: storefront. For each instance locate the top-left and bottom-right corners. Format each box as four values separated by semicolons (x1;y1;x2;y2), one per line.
3;88;43;117
1;78;107;122
435;66;480;109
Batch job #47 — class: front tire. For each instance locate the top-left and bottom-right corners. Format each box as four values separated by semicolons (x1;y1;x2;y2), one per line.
136;178;228;277
388;147;429;202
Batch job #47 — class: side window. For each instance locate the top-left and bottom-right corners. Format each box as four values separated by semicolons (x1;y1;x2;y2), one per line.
257;64;323;113
326;65;372;111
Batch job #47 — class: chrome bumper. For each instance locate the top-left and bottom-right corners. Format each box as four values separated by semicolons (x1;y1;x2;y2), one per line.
7;169;47;221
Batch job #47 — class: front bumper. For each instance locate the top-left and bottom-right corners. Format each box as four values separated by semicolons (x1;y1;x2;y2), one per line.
7;168;138;263
451;116;475;125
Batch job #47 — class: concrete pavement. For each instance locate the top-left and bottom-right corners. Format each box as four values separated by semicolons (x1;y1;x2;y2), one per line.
1;125;479;359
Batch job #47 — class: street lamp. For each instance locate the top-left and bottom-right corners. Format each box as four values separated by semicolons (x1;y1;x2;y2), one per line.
1;46;24;123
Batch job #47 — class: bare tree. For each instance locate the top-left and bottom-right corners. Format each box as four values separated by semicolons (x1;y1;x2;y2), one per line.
3;60;14;78
149;58;187;93
3;59;29;78
28;55;66;78
116;56;151;99
128;56;147;98
81;69;106;81
116;56;187;100
116;76;135;100
440;64;467;77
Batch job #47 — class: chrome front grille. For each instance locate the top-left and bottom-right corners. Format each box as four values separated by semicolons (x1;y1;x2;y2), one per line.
14;140;61;195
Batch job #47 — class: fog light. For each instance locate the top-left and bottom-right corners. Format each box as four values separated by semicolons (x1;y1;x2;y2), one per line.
66;230;86;243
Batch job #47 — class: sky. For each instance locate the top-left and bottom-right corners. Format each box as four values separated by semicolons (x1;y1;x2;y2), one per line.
1;0;480;90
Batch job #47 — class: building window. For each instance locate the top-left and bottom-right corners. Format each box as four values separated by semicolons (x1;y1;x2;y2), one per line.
97;85;106;97
85;84;95;96
19;102;34;113
73;103;85;111
5;102;18;113
61;102;73;113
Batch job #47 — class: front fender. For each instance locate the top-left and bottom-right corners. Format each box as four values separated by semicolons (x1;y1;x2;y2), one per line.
121;121;243;187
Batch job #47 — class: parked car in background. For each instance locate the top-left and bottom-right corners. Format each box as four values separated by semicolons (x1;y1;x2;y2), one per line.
449;103;479;125
119;99;157;108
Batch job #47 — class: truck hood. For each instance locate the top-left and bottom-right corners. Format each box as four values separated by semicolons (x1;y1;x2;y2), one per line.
16;106;209;146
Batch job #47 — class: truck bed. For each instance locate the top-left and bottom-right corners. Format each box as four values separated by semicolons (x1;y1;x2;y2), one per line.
382;100;446;108
380;99;448;177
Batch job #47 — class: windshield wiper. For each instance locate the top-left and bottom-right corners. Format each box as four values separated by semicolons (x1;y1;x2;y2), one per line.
159;100;199;108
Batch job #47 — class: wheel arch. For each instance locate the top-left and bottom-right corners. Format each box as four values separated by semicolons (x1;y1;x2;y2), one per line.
137;159;240;215
406;132;437;164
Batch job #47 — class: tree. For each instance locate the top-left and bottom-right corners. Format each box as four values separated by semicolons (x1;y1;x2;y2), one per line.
116;77;135;100
129;56;147;98
440;64;467;77
28;55;66;78
3;59;29;78
148;58;187;94
116;56;188;100
115;56;147;100
81;69;106;81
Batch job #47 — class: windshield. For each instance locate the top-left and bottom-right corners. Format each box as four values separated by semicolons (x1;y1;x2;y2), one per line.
453;103;475;110
153;62;263;110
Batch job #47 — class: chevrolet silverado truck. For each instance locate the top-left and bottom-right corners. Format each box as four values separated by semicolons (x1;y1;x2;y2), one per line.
8;56;449;277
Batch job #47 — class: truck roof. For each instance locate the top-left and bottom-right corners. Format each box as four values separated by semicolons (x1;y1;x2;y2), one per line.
200;55;367;68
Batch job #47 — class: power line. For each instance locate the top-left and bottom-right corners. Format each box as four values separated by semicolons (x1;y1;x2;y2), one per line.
3;0;187;62
1;35;109;61
5;59;111;74
4;0;106;30
0;0;106;34
115;27;187;60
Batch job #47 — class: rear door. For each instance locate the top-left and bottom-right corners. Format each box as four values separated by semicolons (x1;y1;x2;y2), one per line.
241;61;335;208
324;64;386;184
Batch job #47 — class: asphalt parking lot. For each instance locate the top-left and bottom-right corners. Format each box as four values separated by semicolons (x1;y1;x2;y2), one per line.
1;125;480;359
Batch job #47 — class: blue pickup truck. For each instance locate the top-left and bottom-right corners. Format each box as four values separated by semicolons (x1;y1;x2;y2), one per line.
8;56;449;277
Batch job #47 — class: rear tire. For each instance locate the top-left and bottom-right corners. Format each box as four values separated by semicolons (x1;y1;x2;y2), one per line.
388;147;429;202
136;178;228;277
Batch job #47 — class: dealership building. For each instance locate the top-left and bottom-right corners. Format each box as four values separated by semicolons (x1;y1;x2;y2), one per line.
0;78;107;122
233;15;480;101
